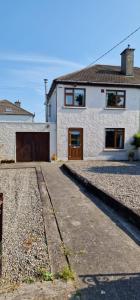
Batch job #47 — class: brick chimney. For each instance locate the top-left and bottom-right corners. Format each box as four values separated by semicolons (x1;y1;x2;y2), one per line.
120;45;135;76
14;100;21;107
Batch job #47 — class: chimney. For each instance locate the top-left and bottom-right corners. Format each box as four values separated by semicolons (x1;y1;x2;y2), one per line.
14;100;21;107
120;45;135;76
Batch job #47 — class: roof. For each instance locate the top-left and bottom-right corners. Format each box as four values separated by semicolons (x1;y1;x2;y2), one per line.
0;100;34;116
48;64;140;99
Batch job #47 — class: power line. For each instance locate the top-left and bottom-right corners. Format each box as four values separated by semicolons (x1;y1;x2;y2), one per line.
86;25;140;67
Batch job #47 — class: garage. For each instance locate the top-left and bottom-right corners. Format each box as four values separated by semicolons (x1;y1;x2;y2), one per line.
16;132;50;162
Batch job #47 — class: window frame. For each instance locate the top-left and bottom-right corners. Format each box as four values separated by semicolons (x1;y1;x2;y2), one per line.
106;90;126;108
105;128;125;149
64;88;86;107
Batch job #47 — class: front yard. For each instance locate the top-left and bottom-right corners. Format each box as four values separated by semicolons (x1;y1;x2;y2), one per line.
0;167;49;282
66;161;140;216
0;162;140;299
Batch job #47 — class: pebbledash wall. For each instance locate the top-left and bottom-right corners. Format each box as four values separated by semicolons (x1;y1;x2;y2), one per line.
50;84;140;161
0;114;34;122
0;122;56;161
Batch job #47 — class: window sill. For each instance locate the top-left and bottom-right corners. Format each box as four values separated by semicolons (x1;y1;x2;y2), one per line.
104;107;127;110
103;148;126;152
62;106;87;109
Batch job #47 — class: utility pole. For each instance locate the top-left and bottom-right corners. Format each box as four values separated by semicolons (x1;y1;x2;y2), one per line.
44;79;48;122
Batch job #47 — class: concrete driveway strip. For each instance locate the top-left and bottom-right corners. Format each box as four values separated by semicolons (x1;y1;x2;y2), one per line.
41;163;140;300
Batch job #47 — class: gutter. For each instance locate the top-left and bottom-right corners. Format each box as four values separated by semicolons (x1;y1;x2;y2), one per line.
48;80;140;100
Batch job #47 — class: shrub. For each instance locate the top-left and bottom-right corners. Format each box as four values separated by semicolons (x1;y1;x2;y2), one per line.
57;266;75;281
131;132;140;148
22;277;35;284
37;268;54;281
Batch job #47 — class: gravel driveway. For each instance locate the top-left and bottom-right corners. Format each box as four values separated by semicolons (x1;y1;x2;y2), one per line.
66;161;140;216
0;167;49;282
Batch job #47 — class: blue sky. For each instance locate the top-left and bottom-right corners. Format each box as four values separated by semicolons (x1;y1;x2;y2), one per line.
0;0;140;121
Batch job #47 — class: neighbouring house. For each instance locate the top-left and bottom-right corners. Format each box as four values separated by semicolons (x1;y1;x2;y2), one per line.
47;46;140;161
0;99;34;122
0;99;56;162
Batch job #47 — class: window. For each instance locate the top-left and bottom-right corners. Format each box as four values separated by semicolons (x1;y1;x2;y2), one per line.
5;108;13;112
70;131;81;147
106;90;125;108
65;88;85;107
105;128;125;149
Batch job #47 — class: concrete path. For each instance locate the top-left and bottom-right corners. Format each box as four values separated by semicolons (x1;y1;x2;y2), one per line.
41;163;140;300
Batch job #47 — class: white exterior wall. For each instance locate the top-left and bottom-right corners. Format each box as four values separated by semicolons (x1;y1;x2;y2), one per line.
0;122;56;161
56;84;140;160
48;89;57;123
0;114;34;122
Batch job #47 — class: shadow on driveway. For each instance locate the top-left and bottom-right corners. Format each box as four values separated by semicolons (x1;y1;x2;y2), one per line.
71;272;140;299
86;163;140;175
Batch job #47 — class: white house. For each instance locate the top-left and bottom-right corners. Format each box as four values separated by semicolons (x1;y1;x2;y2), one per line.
47;46;140;161
0;99;34;122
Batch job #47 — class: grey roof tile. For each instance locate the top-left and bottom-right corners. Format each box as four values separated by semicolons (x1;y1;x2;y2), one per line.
48;64;140;98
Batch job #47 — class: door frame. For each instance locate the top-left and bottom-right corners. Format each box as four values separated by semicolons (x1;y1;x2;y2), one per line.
68;128;83;160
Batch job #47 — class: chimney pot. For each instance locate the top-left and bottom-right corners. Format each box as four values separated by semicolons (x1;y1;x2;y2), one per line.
120;46;135;76
14;100;21;107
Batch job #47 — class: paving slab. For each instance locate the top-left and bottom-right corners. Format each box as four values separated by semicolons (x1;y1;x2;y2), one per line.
0;280;74;300
41;162;140;300
36;166;68;274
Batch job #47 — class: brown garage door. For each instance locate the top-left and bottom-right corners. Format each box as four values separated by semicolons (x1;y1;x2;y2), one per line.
16;132;50;162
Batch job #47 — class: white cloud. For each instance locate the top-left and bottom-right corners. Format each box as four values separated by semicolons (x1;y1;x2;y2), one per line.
0;52;84;69
0;52;85;121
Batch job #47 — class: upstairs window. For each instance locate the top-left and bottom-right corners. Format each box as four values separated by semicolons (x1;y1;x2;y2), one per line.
106;90;125;108
105;128;125;149
65;88;85;107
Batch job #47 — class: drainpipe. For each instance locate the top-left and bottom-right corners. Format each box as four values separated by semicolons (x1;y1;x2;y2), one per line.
139;98;140;132
44;79;48;122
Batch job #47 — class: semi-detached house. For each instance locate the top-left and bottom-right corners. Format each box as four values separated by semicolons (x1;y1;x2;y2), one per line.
47;46;140;161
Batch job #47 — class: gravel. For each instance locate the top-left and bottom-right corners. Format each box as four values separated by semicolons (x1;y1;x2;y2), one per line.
0;167;49;282
66;161;140;215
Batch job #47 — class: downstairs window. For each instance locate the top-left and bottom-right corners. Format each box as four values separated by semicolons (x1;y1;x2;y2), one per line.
105;128;125;149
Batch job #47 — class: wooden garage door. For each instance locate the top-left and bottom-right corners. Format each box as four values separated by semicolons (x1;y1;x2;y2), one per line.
16;132;50;162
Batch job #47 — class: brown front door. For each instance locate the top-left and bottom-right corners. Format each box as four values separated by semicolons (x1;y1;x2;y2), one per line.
68;128;83;160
